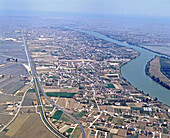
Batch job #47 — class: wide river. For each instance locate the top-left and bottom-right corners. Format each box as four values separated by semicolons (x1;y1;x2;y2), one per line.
75;28;170;106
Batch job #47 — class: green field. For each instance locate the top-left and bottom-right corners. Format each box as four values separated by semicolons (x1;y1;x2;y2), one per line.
49;76;58;79
160;57;170;79
52;110;63;120
93;123;100;126
66;128;74;133
3;128;9;132
71;111;87;117
107;116;113;121
46;92;76;98
46;83;53;86
105;84;115;88
27;89;35;93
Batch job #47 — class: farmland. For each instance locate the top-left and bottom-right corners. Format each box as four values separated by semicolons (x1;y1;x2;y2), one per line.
59;113;76;124
0;114;14;127
0;63;29;76
71;126;81;138
27;88;35;93
22;92;37;106
4;113;56;138
71;111;87;118
66;128;74;133
0;76;25;94
52;110;63;120
46;92;76;98
0;94;21;103
105;83;115;89
160;57;170;79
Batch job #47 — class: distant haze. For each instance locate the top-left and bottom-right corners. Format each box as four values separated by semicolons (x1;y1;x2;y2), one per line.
0;0;170;18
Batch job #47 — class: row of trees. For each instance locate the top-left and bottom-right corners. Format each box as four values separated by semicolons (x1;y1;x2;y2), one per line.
151;75;170;90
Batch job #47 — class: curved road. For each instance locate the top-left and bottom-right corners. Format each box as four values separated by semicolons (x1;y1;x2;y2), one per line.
22;31;86;138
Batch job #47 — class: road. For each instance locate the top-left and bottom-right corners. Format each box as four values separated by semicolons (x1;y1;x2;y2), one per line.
88;85;102;128
22;32;86;138
22;31;65;138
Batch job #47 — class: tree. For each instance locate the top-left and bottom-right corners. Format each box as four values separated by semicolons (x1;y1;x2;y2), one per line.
154;97;158;101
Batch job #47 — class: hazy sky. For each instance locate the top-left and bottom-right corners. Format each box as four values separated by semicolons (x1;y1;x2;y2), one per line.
0;0;170;17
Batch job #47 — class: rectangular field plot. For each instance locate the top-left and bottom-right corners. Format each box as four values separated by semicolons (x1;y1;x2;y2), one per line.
5;113;56;138
0;76;25;94
46;92;76;98
52;110;63;120
0;63;29;76
0;105;8;113
0;114;14;126
0;94;21;103
71;111;87;118
22;93;37;106
160;57;170;79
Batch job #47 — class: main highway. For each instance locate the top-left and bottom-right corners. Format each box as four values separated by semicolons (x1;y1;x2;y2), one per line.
22;31;86;138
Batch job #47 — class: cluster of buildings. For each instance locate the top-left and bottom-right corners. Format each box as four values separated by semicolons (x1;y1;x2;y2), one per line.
24;26;170;137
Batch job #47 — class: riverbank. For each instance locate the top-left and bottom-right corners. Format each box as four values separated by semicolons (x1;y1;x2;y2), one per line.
137;45;170;58
119;57;170;108
145;56;170;90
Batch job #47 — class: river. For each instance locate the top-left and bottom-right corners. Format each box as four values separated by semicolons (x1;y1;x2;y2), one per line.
74;28;170;106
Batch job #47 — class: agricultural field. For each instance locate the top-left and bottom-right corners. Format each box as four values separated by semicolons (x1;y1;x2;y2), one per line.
44;106;54;112
20;107;36;113
0;76;25;94
0;63;29;76
22;92;37;106
147;56;170;89
46;92;76;98
0;94;21;103
66;128;74;133
71;111;87;118
4;113;56;138
105;83;115;88
52;110;63;120
149;56;169;82
59;113;76;124
16;84;30;96
160;57;170;79
0;63;30;96
56;98;67;108
0;41;27;64
0;114;14;128
0;105;8;113
70;126;81;138
66;98;79;109
44;87;79;93
27;88;35;93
